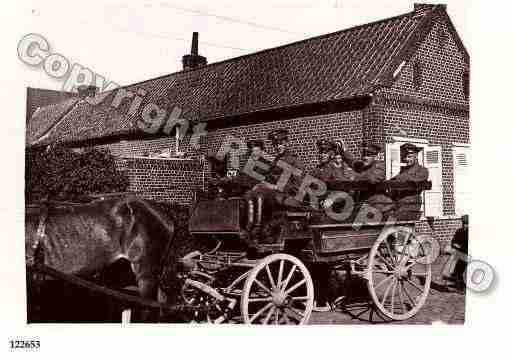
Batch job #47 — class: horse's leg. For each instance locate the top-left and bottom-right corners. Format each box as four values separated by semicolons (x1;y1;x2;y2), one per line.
136;277;159;323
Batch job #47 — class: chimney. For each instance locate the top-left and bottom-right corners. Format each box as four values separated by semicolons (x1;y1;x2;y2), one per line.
77;85;99;98
414;3;445;12
182;32;207;71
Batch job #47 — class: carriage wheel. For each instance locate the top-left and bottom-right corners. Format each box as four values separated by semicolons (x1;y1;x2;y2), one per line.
367;226;432;321
241;254;314;325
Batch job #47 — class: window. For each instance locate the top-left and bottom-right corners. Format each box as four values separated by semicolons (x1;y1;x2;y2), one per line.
386;139;443;218
453;145;470;215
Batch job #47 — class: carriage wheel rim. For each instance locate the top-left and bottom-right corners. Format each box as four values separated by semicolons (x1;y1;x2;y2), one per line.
241;253;314;325
367;226;432;321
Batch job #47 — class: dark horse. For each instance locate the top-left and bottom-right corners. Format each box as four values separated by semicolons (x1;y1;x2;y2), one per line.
25;195;176;322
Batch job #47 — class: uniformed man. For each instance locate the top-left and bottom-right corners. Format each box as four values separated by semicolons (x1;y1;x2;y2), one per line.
391;143;429;220
251;128;305;204
311;139;335;183
238;139;269;190
330;139;357;182
310;139;337;312
353;143;394;217
247;129;305;242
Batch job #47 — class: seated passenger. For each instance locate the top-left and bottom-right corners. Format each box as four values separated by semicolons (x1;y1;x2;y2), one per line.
242;139;270;231
390;143;429;220
239;139;269;190
250;128;305;208
311;139;335;183
353;143;394;217
331;139;357;181
247;129;305;242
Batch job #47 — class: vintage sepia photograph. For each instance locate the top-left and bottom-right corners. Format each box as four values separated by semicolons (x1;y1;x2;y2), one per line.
18;1;477;326
6;0;513;356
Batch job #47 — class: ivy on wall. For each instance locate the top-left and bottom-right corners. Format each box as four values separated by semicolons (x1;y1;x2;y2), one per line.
25;145;129;203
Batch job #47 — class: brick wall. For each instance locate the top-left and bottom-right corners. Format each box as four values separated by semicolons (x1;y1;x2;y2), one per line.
114;156;204;204
385;20;469;106
373;19;469;217
415;217;463;246
92;110;365;204
202;110;364;173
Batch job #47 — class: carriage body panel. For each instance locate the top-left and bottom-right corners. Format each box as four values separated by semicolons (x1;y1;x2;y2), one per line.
189;198;247;234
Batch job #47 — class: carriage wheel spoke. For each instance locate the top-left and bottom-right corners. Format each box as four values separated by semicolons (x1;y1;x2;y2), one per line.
374;274;394;291
249;303;273;324
383;240;397;265
280;264;297;291
401;282;416;307
412;272;427;277
376;251;394;269
398;282;408;314
291;296;310;302
265;265;276;290
373;270;394;274
380;278;396;308
284;279;306;295
398;232;412;264
262;306;276;325
404;262;417;271
405;278;425;293
254;279;273;296
390;280;398;314
277;260;284;289
248;296;273;303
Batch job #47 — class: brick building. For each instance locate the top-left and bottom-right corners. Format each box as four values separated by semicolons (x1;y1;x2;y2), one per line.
26;4;470;242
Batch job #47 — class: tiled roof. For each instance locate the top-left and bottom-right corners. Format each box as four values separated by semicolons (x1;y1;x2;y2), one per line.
26;87;78;123
26;97;79;145
29;5;462;147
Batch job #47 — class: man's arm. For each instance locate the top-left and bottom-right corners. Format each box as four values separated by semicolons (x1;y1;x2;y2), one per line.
412;166;429;182
342;150;357;168
368;161;386;184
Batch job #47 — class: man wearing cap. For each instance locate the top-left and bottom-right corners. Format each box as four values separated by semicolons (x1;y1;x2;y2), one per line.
247;129;305;245
354;143;386;183
311;139;336;183
267;128;304;187
330;139;357;182
252;128;305;201
353;143;395;216
391;143;429;220
238;139;269;190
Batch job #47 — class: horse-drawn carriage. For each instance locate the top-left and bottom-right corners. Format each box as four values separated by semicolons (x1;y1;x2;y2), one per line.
178;180;434;324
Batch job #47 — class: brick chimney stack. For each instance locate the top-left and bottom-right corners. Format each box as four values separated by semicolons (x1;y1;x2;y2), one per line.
414;3;446;12
77;85;98;98
182;32;207;71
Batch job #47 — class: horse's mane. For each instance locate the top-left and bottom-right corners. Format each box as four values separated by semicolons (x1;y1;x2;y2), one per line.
121;196;175;243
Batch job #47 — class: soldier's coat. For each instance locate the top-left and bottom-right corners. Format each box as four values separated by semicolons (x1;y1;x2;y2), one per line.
391;162;430;219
